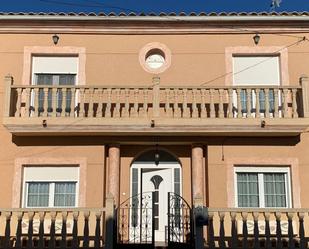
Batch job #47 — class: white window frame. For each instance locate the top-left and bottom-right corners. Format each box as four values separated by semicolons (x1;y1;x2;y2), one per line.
22;166;79;208
234;166;292;208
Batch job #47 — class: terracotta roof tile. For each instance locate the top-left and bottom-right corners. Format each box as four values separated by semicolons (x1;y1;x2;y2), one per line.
0;11;309;17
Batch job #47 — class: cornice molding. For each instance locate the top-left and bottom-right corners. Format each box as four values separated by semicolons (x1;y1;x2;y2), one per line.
0;26;309;35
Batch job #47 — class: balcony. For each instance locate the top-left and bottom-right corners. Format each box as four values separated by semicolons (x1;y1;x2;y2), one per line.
3;76;309;136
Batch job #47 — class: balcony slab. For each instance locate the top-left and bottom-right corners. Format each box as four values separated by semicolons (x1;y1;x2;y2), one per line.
3;117;309;136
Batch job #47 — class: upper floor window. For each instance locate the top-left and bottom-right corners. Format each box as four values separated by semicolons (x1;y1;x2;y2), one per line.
31;56;78;115
23;166;79;208
235;166;291;208
232;55;281;116
32;56;78;85
233;55;280;86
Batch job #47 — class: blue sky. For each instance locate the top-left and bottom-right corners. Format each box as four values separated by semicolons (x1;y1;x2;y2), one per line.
0;0;309;14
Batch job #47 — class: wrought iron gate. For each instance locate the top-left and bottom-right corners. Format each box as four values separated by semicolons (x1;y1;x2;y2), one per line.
167;192;194;248
117;192;154;248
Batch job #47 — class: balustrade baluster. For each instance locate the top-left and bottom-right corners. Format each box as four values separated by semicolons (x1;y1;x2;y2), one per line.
38;212;45;249
49;212;56;249
70;87;76;117
210;89;216;118
60;212;67;248
143;89;148;118
123;88;130;118
298;212;306;249
79;88;85;117
52;87;57;117
183;88;189;118
72;211;79;248
219;211;226;248
61;87;67;117
4;212;11;249
43;87;48;117
230;212;238;249
219;89;224;118
282;89;289;118
208;211;215;249
165;89;171;117
95;211;102;248
24;88;30;117
241;212;248;249
83;211;90;248
292;89;298;118
264;212;271;249
274;88;279;118
33;88;39;117
256;88;260;118
253;212;260;249
132;88;139;117
97;89;104;118
228;88;233;118
201;89;207;118
106;88;112;118
192;89;198;118
288;212;295;249
14;88;22;117
173;88;181;118
265;88;270;118
246;88;252;118
27;212;34;249
237;88;242;118
275;212;283;249
114;89;121;118
15;212;23;249
88;88;94;117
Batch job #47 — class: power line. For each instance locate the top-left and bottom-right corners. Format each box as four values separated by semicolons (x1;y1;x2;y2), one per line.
38;0;143;13
200;37;307;86
4;0;309;43
0;37;306;162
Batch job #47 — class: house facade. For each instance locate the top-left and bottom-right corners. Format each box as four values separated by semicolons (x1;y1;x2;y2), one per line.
1;12;309;248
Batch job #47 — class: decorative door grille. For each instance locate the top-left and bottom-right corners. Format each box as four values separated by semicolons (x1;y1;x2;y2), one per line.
117;192;154;248
167;192;194;248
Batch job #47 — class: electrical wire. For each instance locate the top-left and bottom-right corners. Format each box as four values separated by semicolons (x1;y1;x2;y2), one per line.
200;37;307;86
0;0;308;162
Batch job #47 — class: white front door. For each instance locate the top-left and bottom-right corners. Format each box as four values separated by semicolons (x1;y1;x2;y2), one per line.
142;168;173;242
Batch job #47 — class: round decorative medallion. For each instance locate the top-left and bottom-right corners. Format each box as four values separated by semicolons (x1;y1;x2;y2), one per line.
139;42;171;74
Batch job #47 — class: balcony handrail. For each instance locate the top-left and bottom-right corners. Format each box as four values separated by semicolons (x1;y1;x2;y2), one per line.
10;84;154;89
9;84;302;90
208;207;309;212
160;85;302;90
0;207;106;212
4;75;309;120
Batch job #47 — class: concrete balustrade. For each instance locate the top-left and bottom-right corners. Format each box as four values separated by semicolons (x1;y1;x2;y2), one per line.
0;196;114;249
5;83;303;120
3;76;309;136
206;208;309;249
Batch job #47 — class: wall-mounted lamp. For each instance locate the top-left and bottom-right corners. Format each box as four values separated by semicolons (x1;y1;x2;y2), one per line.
52;34;59;45
253;33;260;45
154;144;160;166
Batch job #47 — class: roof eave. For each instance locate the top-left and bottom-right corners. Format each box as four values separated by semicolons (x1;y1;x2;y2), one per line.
1;15;309;22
